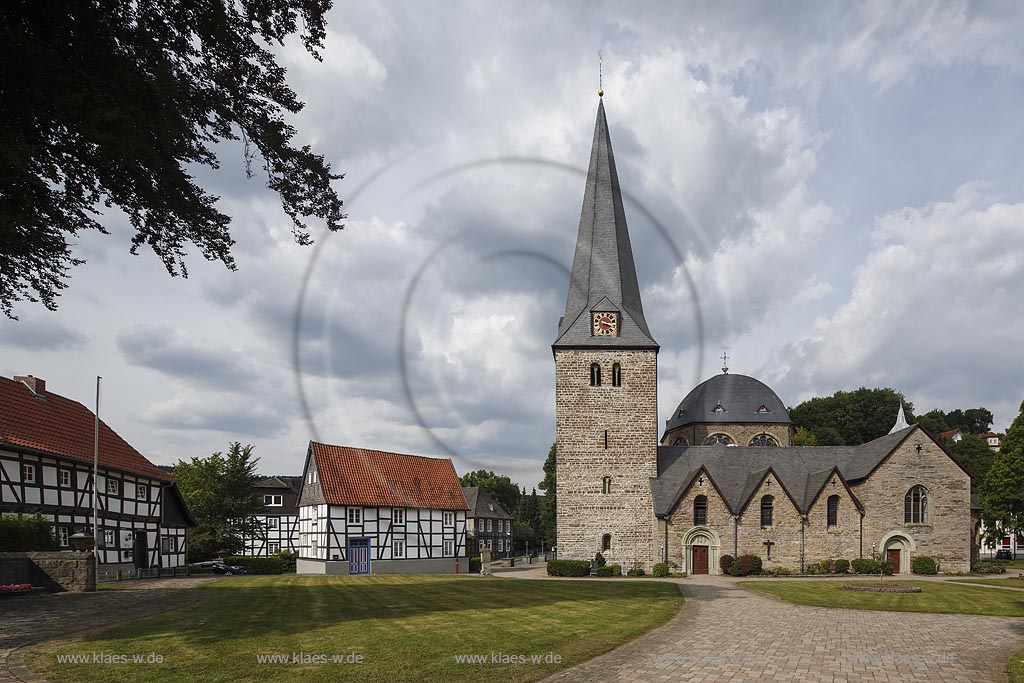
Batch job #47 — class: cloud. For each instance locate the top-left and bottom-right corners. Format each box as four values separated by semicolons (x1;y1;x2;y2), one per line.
0;316;88;351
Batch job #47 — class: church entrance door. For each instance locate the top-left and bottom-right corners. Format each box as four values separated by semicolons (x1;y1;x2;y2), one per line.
692;545;709;574
887;548;901;574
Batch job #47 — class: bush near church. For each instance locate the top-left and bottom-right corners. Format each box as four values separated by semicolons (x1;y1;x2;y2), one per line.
834;559;850;574
626;562;646;577
546;560;591;577
719;554;735;574
971;561;1006;574
651;562;669;577
911;555;938;575
595;564;622;577
728;554;762;576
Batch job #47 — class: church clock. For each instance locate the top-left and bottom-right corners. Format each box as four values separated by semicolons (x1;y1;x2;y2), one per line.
592;311;618;336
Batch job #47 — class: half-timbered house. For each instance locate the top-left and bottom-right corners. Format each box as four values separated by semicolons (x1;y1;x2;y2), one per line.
240;476;301;556
462;486;515;558
296;442;469;574
0;375;196;571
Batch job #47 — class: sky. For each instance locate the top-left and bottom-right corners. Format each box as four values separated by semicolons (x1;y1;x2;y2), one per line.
3;1;1024;489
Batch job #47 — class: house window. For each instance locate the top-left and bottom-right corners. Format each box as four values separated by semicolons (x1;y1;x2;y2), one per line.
269;542;280;554
760;496;774;527
705;433;734;446
444;511;454;526
348;508;361;524
611;363;622;387
106;478;119;495
904;485;929;524
136;485;147;500
590;363;602;386
394;508;405;525
444;539;454;556
602;475;612;494
22;463;35;484
58;527;69;547
264;495;283;506
601;534;611;551
312;539;319;555
476;518;482;531
267;517;279;530
161;537;171;554
826;495;839;527
749;434;779;447
104;529;116;548
60;470;71;487
487;519;492;532
694;495;708;526
393;540;406;558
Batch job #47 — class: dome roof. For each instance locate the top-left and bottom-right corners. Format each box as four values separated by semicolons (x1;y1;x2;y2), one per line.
664;373;791;434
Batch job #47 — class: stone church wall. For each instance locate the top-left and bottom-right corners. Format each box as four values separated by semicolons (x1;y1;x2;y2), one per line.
802;480;862;563
664;423;792;447
555;348;658;569
665;475;734;573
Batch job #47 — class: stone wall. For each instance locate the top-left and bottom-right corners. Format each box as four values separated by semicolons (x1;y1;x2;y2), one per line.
0;551;96;592
665;474;733;573
663;423;793;447
735;476;806;570
555;349;658;569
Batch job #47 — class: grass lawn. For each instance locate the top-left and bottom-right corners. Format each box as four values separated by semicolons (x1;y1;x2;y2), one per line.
739;579;1024;616
954;576;1024;589
30;574;682;683
1009;645;1024;683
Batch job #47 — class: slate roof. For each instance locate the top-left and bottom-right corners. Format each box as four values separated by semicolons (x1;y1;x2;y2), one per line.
256;476;300;515
309;442;469;510
0;375;172;481
462;486;514;519
651;426;923;517
663;373;791;435
553;99;657;350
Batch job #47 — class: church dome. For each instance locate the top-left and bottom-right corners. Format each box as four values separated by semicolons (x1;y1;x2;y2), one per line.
664;373;791;433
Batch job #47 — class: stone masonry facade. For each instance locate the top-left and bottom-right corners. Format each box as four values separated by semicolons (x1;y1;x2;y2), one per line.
555;348;658;569
664;422;794;447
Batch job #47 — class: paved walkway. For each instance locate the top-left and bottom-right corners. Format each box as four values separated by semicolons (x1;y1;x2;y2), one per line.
0;577;215;683
540;574;1024;683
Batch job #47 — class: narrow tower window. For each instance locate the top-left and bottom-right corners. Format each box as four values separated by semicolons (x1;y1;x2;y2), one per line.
694;495;708;526
601;534;611;551
590;363;601;386
760;495;774;527
611;362;622;387
602;475;612;494
826;495;839;527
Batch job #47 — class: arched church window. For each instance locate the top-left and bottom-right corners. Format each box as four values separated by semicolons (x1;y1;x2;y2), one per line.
601;534;611;551
611;363;622;387
671;436;689;447
705;433;734;446
694;495;708;526
602;475;612;495
749;434;779;447
826;495;839;527
760;495;774;527
589;363;601;386
904;485;929;524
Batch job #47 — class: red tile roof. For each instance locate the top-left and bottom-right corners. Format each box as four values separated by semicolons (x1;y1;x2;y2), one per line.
938;428;961;439
0;376;171;481
310;442;469;510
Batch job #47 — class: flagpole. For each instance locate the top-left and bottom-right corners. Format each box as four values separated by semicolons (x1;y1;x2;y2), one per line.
93;376;101;578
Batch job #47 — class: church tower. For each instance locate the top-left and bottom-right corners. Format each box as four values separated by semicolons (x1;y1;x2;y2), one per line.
553;98;659;568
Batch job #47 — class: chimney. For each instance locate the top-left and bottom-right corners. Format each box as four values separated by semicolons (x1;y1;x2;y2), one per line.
14;375;46;395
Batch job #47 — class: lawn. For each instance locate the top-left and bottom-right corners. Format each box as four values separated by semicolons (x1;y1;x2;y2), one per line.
955;576;1024;589
30;574;682;683
739;579;1024;616
1010;645;1024;683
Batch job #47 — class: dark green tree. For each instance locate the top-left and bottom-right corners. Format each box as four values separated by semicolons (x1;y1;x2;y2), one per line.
980;400;1024;547
916;410;951;435
789;388;913;446
537;443;556;547
459;470;521;516
172;442;263;560
1;0;344;318
513;487;541;552
947;434;996;489
792;427;817;446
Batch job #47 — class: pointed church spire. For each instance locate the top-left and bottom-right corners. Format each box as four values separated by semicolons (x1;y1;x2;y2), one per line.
554;100;658;349
889;402;910;434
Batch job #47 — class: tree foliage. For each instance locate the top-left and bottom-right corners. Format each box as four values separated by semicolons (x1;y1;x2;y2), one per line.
981;400;1024;544
917;407;994;436
1;0;344;318
459;469;522;516
537;443;557;547
792;427;817;447
947;434;995;488
172;442;263;560
789;388;913;446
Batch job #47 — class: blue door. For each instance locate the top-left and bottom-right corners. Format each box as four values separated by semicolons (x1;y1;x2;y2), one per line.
349;538;371;575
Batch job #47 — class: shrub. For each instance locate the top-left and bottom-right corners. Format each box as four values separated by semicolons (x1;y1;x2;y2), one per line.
764;566;791;577
626;562;646;577
0;514;57;552
669;571;688;577
851;558;879;574
804;561;823;575
594;552;607;567
719;554;735;574
469;557;481;573
732;554;762;577
651;562;669;577
879;560;894;575
595;563;622;577
821;558;837;574
834;559;850;574
224;555;285;575
911;555;938;575
971;561;1006;574
546;560;592;577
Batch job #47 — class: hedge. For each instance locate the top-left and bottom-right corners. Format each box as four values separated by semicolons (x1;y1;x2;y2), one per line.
728;554;762;576
851;558;878;574
911;555;938;575
469;556;481;573
224;555;285;574
719;554;735;574
626;562;645;577
971;561;1006;574
0;514;56;551
834;559;850;574
546;560;591;577
595;563;621;577
651;562;669;577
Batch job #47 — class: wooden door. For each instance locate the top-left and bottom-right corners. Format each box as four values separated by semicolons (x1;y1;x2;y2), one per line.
349;538;371;575
133;532;148;570
887;548;901;575
692;545;709;574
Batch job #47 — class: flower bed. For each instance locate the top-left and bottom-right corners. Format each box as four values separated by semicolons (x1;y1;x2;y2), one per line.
0;583;32;592
842;583;922;593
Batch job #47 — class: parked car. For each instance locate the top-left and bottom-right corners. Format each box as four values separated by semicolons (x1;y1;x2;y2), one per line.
995;549;1014;560
210;562;246;575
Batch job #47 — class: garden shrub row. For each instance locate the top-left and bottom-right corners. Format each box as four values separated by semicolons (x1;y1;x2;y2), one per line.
595;563;621;577
0;514;56;552
546;560;592;577
223;555;286;575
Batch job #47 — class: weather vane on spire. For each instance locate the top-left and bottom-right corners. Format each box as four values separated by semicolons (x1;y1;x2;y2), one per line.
598;50;604;97
721;351;729;374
